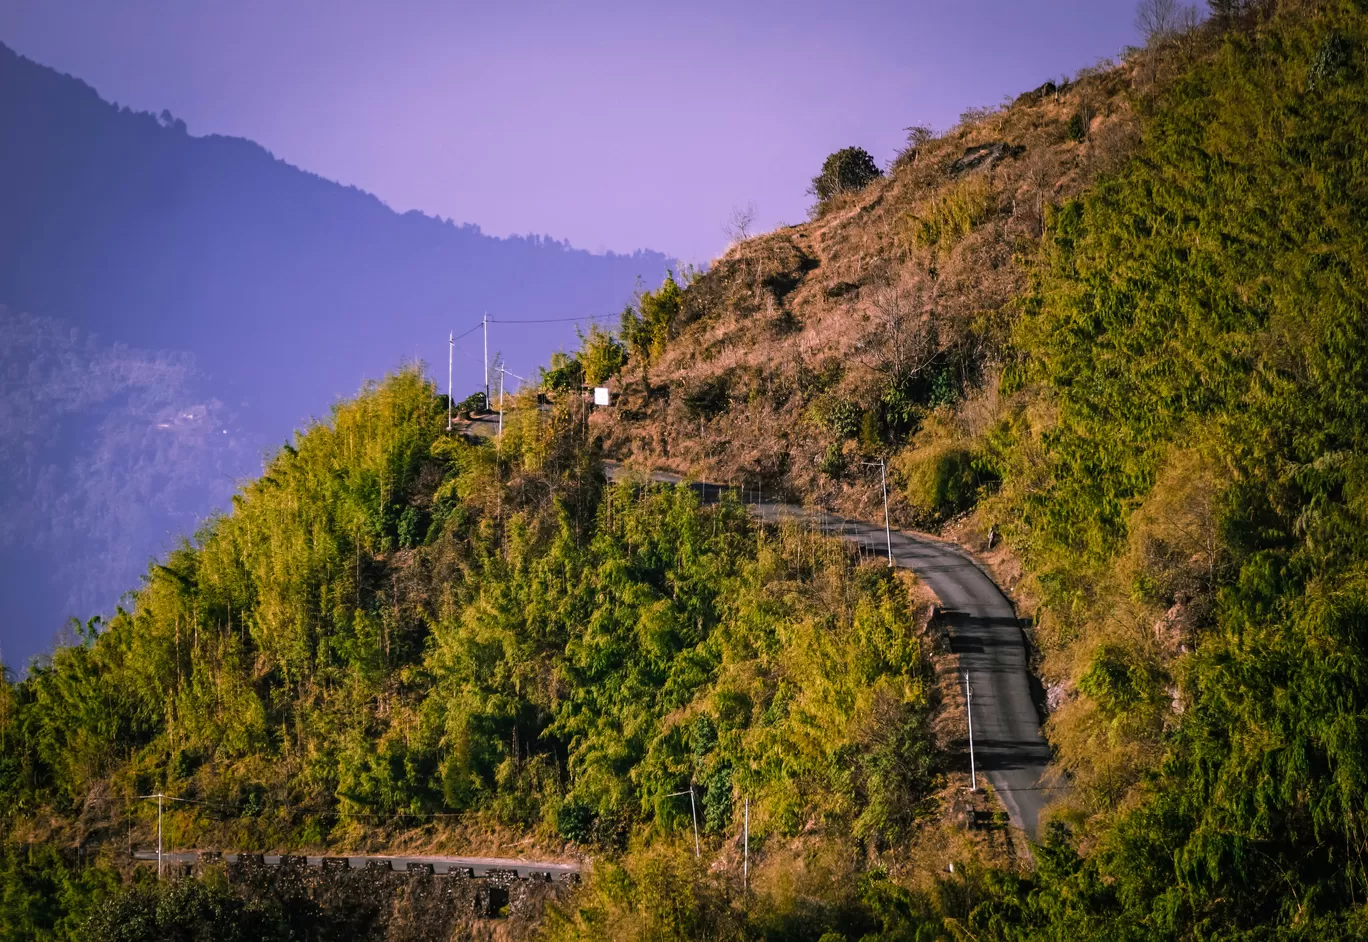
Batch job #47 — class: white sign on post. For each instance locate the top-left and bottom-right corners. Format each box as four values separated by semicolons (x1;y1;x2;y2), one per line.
593;387;611;406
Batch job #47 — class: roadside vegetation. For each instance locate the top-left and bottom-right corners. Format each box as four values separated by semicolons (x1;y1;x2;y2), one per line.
0;370;950;939
6;1;1368;939
565;0;1368;937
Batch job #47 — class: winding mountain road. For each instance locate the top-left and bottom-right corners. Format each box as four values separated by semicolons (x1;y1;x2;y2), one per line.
461;413;1056;838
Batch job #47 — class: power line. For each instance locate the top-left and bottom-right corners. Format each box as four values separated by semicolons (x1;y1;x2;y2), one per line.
489;313;618;324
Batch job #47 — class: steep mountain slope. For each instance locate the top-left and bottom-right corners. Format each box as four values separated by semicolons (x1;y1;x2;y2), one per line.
594;58;1138;527
571;1;1368;936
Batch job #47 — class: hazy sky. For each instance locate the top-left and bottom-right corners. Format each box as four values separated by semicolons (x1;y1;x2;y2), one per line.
2;0;1140;262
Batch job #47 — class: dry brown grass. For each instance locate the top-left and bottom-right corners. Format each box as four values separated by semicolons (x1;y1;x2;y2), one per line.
596;60;1142;532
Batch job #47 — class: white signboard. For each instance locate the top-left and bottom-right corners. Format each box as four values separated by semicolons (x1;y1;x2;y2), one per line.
593;387;611;406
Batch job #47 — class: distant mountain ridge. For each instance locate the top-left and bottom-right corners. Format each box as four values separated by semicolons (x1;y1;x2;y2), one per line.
0;40;671;666
0;40;670;418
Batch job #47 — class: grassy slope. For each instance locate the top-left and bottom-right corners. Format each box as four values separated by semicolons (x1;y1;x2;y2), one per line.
596;57;1137;528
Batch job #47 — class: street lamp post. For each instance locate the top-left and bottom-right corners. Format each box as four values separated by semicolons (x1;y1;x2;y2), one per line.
667;788;701;858
862;457;894;566
496;365;525;439
965;673;978;792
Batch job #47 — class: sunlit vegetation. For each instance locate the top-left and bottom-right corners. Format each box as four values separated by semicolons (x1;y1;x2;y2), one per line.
581;1;1368;937
8;2;1368;939
969;1;1368;934
0;368;941;937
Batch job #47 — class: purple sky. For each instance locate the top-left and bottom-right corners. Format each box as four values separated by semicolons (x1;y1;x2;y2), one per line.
2;0;1140;262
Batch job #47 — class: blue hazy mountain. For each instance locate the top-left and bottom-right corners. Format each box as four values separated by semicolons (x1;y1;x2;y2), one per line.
0;41;672;668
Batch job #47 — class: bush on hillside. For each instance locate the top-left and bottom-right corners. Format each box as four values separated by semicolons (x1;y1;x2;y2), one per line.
904;177;997;251
1066;110;1087;142
541;350;585;392
903;445;976;520
809;147;882;213
622;272;685;364
579;324;627;386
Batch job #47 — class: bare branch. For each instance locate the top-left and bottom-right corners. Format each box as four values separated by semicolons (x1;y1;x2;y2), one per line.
1136;0;1181;43
722;202;759;244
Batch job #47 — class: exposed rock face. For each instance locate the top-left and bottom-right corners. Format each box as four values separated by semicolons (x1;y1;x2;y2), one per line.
948;142;1025;177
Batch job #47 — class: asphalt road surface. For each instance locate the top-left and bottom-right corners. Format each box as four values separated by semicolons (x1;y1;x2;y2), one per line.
459;414;1056;837
134;851;577;879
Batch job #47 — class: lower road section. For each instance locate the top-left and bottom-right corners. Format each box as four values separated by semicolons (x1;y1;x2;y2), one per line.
134;851;578;880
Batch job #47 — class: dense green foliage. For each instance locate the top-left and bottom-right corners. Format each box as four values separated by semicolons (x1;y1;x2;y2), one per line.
550;5;1368;937
0;368;937;936
984;2;1368;935
541;324;628;392
0;845;121;941
810;147;883;211
621;272;686;365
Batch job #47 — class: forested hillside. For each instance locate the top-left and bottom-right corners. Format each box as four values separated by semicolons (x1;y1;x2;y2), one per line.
6;0;1368;939
0;371;952;939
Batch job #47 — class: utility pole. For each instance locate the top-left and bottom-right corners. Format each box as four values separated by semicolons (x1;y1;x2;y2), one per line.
138;792;166;877
689;786;700;859
863;457;894;566
496;366;524;439
743;796;750;893
482;313;489;410
879;457;892;566
447;331;453;431
965;673;977;792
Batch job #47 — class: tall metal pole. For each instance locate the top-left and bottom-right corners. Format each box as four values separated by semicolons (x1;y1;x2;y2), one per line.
447;331;453;431
965;674;977;792
157;793;163;878
482;313;489;410
689;786;700;859
743;797;749;892
880;458;893;567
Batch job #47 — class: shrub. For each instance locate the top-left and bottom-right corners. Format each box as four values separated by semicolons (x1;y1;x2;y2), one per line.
1308;32;1353;89
622;273;685;364
904;178;996;251
810;147;882;212
580;324;627;386
541;350;584;393
808;396;864;438
897;444;977;519
455;390;487;414
1067;110;1087;142
819;441;848;479
556;798;596;844
859;409;885;453
1077;645;1164;729
682;376;730;419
